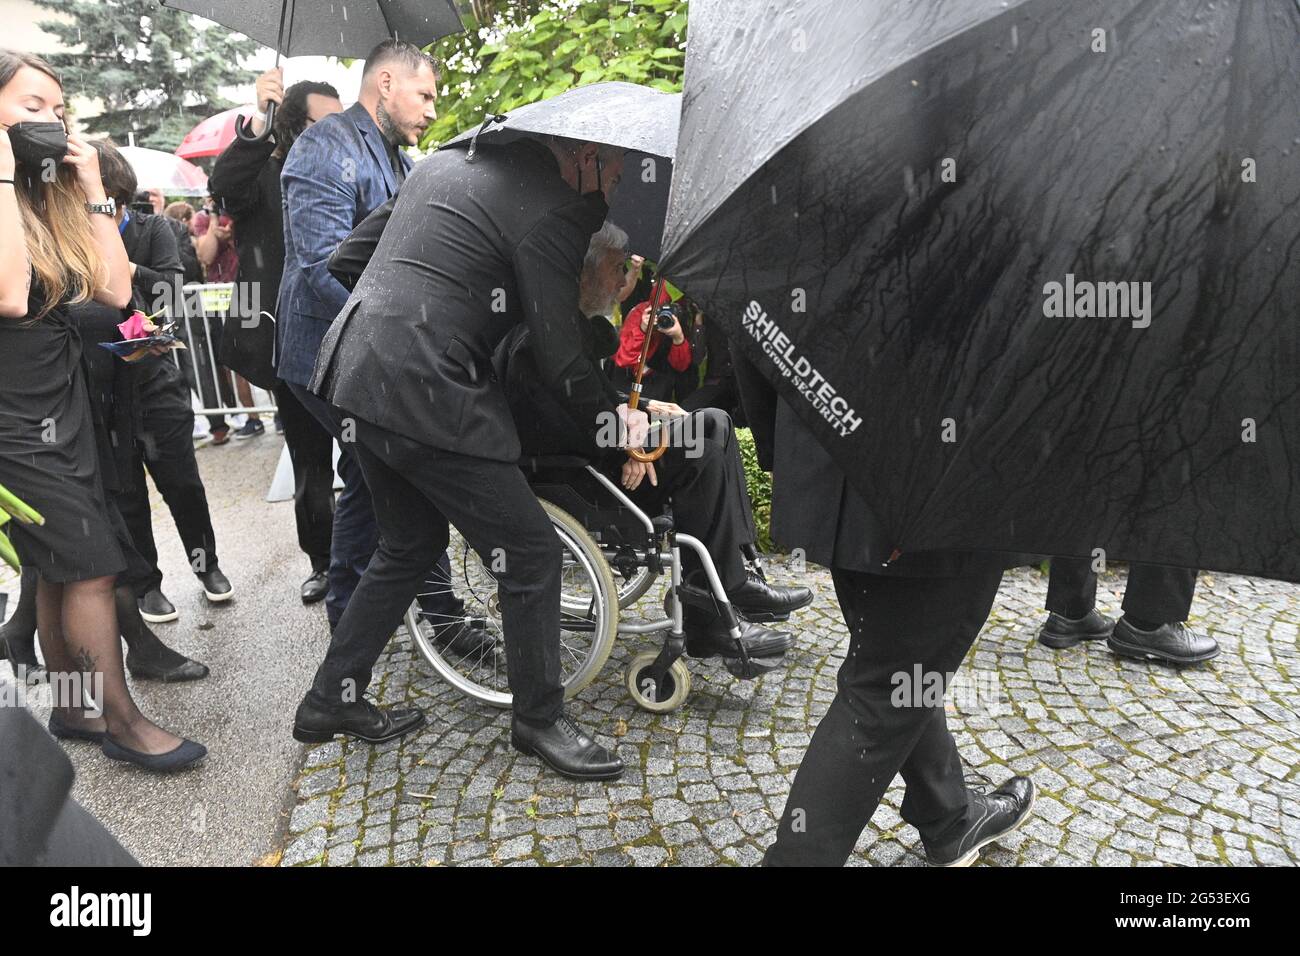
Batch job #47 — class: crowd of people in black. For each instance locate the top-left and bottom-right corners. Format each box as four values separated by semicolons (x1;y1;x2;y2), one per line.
0;42;1224;865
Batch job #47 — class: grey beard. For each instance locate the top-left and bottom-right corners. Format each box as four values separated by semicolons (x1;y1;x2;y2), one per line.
375;102;402;145
580;296;618;320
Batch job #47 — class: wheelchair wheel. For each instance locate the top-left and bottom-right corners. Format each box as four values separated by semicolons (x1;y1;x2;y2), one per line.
626;652;691;713
404;500;619;708
584;563;655;611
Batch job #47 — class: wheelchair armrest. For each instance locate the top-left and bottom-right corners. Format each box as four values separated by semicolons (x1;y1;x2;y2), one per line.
519;453;592;473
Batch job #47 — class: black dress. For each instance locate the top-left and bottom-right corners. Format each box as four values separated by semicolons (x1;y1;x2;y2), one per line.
0;273;126;582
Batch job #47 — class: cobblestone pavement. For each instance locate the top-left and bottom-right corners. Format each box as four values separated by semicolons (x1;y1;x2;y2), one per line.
281;556;1300;867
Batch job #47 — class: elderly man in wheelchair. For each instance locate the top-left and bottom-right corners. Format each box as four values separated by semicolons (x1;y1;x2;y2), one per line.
500;224;811;657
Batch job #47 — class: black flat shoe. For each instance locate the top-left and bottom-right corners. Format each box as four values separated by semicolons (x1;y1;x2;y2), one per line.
292;695;425;744
1108;618;1219;665
1038;609;1114;648
199;567;234;604
48;711;107;744
511;714;624;781
102;736;207;773
924;775;1037;867
125;652;210;683
1;634;47;682
300;571;328;605
138;588;179;624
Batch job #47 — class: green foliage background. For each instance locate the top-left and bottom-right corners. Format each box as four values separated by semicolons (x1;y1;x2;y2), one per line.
736;428;775;554
423;0;688;148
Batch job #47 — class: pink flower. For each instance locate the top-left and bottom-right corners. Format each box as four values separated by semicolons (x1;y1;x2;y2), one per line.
117;310;156;341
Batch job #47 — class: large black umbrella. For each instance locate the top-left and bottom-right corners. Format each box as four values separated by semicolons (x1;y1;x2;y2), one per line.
163;0;466;139
658;0;1300;583
444;81;681;259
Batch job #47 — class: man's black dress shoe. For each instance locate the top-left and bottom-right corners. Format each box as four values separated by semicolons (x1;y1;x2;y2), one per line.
126;651;210;683
138;588;178;624
924;776;1037;866
199;567;234;604
686;619;794;660
510;713;624;780
102;736;207;773
726;570;813;619
430;618;498;659
1038;609;1114;649
1108;618;1219;665
301;571;328;605
292;696;425;744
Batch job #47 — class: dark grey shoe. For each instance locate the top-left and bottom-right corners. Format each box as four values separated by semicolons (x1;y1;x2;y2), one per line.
1108;618;1219;665
300;570;328;605
138;588;178;624
1038;609;1114;648
924;776;1036;867
199;567;233;604
292;695;425;745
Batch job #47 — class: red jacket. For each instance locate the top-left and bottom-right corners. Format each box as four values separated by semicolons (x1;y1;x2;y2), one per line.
615;299;692;375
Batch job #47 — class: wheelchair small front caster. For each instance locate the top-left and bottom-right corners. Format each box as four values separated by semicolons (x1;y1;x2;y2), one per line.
626;651;691;713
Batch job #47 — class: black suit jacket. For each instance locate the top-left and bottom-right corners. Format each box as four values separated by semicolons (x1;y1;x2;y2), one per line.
311;139;615;462
733;346;1027;577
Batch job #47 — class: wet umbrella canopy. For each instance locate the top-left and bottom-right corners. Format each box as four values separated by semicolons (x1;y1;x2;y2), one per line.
162;0;464;59
658;0;1300;583
444;82;681;260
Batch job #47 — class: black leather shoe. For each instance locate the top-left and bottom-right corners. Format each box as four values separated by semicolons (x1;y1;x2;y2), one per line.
686;618;794;660
126;651;209;683
1038;609;1114;649
726;570;813;618
1108;618;1219;665
48;711;106;744
102;736;207;773
300;571;328;605
924;776;1037;866
430;618;498;660
1;634;47;682
138;588;178;624
292;695;425;744
199;567;233;604
511;713;624;781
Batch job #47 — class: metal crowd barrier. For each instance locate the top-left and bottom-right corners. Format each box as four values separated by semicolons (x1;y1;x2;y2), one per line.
168;282;278;418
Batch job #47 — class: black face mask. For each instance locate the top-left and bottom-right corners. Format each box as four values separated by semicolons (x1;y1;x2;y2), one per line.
4;121;69;169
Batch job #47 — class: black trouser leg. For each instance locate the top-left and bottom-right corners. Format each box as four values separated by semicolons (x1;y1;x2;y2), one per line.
622;408;752;592
137;395;220;579
1044;555;1098;618
115;452;163;596
309;417;564;727
1122;564;1197;624
764;566;1003;866
274;380;334;572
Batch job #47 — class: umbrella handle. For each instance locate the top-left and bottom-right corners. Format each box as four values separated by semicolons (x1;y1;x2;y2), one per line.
625;276;670;463
235;101;275;144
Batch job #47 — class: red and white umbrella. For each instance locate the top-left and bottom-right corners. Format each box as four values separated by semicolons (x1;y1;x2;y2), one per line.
175;106;256;160
119;146;208;197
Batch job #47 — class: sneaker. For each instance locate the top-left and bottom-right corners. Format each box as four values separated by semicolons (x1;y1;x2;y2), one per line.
924;774;1037;867
233;419;265;441
274;414;284;435
1038;608;1114;648
209;426;231;446
198;567;234;603
138;588;179;624
1108;618;1218;665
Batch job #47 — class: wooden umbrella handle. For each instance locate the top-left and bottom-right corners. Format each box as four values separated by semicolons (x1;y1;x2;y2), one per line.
625;276;670;463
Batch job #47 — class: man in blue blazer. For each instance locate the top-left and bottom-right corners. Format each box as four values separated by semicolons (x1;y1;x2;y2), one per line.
277;40;474;670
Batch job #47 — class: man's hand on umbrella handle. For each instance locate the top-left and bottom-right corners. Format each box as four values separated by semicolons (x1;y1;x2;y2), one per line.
621;458;657;491
253;68;285;134
617;403;650;449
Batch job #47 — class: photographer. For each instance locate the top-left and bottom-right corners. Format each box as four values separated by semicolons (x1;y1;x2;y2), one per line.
613;284;695;403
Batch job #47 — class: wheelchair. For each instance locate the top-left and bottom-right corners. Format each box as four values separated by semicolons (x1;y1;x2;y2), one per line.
401;454;785;713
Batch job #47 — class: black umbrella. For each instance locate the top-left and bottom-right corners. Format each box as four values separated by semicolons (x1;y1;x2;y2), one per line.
443;81;681;258
658;0;1300;583
163;0;466;140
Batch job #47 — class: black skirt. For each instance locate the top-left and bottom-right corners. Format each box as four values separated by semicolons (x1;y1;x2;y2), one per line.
0;296;126;583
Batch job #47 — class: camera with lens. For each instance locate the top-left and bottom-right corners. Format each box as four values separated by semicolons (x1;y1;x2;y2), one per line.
654;299;692;332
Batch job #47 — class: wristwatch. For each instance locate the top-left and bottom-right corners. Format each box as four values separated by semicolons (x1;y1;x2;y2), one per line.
85;198;116;217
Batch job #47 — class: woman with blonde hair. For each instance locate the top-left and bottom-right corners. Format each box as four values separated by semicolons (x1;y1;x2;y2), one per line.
0;50;204;771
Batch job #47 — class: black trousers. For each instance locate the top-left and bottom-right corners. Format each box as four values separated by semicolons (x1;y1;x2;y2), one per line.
308;415;565;727
1045;556;1197;623
273;380;333;573
116;368;220;595
764;565;1004;866
610;408;755;593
